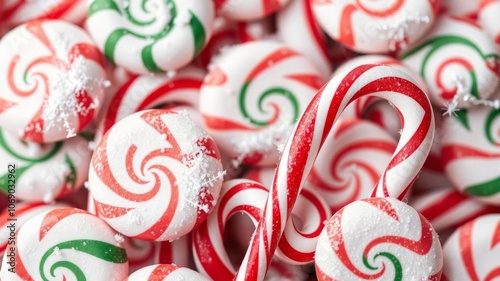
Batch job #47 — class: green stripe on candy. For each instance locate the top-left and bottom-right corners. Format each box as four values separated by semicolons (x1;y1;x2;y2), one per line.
88;0;121;17
485;108;500;145
125;0;156;26
0;129;62;163
464;177;500;197
454;110;470;131
239;82;299;127
363;252;403;281
40;240;127;281
189;10;206;57
0;165;30;194
400;35;500;99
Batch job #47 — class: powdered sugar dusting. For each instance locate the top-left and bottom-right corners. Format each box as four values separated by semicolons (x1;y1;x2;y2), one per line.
41;55;105;138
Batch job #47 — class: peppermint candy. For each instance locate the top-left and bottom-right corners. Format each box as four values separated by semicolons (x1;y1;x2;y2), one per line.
400;15;500;109
0;128;92;202
86;0;215;74
0;20;106;143
306;118;397;214
89;109;224;241
0;208;128;281
441;106;500;205
315;198;443;280
311;0;440;53
199;41;324;166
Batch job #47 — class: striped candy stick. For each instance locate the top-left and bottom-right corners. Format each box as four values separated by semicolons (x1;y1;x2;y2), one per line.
193;179;329;279
235;64;435;280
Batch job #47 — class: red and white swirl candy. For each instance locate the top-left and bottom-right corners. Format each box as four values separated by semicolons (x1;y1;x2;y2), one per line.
89;109;224;241
86;0;215;74
441;106;500;205
306;118;397;214
478;0;500;45
215;0;290;21
125;264;211;281
0;0;87;29
87;197;192;272
95;66;204;142
0;128;92;202
277;0;332;80
411;188;500;233
0;208;128;281
0;202;69;257
443;214;500;280
311;0;440;53
235;64;434;280
200;41;324;166
0;20;106;143
193;179;330;280
400;15;500;109
315;197;443;280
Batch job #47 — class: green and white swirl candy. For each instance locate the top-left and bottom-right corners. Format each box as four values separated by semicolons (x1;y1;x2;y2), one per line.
86;0;215;74
0;129;92;202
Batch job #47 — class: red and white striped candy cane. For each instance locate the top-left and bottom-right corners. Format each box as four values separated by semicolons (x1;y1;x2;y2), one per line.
193;179;329;279
235;64;435;280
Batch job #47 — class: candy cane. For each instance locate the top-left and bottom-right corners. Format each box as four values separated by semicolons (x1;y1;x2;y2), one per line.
235;64;434;280
193;179;329;279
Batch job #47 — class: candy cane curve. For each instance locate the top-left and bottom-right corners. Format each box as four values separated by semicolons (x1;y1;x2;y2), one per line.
235;64;435;280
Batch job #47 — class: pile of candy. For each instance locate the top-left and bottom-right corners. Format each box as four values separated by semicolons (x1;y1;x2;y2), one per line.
1;0;500;280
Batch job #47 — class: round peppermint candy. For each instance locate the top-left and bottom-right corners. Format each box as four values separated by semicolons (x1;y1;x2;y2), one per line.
400;15;500;109
86;0;215;74
441;106;500;205
199;41;324;166
311;0;440;53
0;128;92;202
315;197;443;280
89;109;224;241
0;208;128;281
0;20;106;143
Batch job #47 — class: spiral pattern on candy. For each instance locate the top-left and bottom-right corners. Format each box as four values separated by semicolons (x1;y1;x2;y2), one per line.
125;264;211;280
306;118;397;214
443;214;500;280
200;41;324;166
311;0;440;53
0;20;106;143
400;16;500;108
86;0;214;74
193;179;330;280
411;188;500;233
215;0;290;21
89;109;224;241
1;0;87;28
0;128;92;202
0;208;128;281
235;64;434;281
315;198;443;280
478;0;500;45
95;66;204;142
277;0;332;79
441;106;500;205
0;202;69;257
